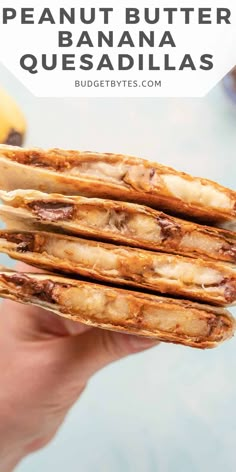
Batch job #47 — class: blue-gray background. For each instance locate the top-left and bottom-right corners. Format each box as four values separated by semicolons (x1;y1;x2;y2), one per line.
0;65;235;472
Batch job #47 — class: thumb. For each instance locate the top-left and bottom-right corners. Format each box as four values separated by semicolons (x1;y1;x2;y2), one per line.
58;327;159;383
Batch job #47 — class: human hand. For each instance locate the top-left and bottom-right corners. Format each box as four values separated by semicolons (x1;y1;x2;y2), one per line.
0;263;158;471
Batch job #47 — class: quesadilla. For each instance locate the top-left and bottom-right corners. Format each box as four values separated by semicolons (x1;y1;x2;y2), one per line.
0;190;235;264
0;145;235;228
0;267;234;349
0;229;235;306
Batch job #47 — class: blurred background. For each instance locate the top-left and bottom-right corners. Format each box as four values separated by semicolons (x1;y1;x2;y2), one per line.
0;63;235;472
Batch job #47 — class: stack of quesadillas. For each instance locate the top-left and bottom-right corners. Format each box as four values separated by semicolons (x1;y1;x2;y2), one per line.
0;145;235;349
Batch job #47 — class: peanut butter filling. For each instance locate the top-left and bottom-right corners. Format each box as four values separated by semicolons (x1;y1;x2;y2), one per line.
0;272;233;344
0;231;235;304
1;148;235;214
0;191;235;263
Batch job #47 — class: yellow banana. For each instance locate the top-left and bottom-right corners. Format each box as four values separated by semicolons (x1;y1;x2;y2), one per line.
0;87;26;146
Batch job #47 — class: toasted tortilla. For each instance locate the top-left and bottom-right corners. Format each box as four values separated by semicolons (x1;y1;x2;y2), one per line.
0;190;235;264
0;267;234;349
0;229;235;306
0;146;235;228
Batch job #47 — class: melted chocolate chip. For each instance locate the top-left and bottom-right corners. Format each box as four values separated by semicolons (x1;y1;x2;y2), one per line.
10;152;64;170
220;244;236;261
206;316;219;336
2;233;35;253
224;282;236;304
28;201;75;222
23;153;70;171
2;273;58;304
5;129;24;147
157;214;182;240
150;168;155;179
27;155;50;168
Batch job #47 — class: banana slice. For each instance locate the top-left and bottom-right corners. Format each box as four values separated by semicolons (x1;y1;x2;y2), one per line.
0;87;26;146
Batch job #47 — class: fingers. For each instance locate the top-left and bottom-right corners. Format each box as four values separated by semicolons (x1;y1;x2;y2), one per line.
1;262;91;338
58;328;159;383
16;261;45;275
3;262;159;379
0;298;91;340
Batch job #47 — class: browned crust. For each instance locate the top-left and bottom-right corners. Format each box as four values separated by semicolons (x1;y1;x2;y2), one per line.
0;229;235;306
0;191;235;263
0;268;234;349
0;146;235;226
